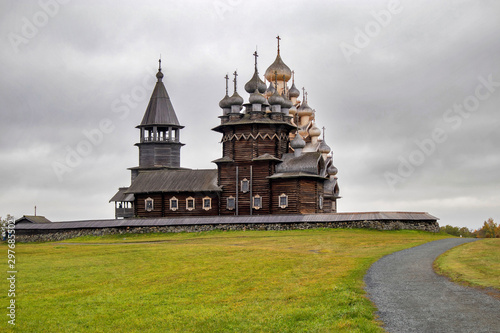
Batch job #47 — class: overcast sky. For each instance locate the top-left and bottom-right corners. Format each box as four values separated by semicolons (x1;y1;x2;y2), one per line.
1;0;499;230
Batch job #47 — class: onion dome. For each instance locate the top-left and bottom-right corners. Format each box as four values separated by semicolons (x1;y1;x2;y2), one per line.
229;91;244;106
327;164;338;176
264;55;292;83
264;36;292;82
245;71;267;94
297;100;313;117
268;89;284;106
289;82;300;98
249;89;266;105
290;132;306;149
281;93;293;109
319;140;331;154
288;104;297;115
245;51;267;94
219;94;231;108
309;122;321;137
265;80;275;97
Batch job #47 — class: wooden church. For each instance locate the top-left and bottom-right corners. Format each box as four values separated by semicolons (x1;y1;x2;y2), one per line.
110;38;340;218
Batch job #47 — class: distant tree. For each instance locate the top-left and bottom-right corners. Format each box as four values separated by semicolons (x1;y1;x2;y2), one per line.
440;225;473;237
476;218;499;238
1;215;15;239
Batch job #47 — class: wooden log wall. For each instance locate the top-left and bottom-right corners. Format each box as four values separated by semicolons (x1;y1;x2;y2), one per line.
135;192;219;217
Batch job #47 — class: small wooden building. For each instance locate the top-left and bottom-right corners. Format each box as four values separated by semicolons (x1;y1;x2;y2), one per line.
15;215;52;225
111;39;340;218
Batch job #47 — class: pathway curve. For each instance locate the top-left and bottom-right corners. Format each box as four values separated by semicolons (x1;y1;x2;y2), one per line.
364;238;500;333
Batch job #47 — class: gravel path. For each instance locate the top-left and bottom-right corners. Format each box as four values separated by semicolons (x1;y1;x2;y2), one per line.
364;238;500;333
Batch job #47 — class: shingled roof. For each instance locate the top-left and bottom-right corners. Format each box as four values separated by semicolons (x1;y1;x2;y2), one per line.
275;152;323;175
139;66;181;128
15;215;51;224
109;187;135;203
126;169;221;194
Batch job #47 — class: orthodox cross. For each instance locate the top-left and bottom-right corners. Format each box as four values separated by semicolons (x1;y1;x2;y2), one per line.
253;50;258;69
233;70;238;92
322;126;326;141
292;70;295;84
274;70;278;87
276;35;281;55
158;57;162;71
224;74;229;95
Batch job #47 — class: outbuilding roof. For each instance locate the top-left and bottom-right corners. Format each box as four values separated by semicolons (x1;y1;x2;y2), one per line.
109;187;135;202
15;215;51;224
126;169;221;194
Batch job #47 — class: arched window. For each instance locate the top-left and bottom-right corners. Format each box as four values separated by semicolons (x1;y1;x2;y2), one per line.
241;178;249;193
145;197;154;212
170;197;178;211
279;193;288;209
227;196;235;210
186;197;195;211
252;195;262;210
203;197;212;211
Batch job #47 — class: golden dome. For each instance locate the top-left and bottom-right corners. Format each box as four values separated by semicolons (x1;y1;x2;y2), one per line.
264;53;292;83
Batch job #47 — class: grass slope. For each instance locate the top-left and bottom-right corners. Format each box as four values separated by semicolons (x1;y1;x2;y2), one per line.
2;229;449;332
434;238;500;291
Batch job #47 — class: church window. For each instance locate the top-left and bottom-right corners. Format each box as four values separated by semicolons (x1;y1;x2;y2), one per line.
241;178;249;193
253;195;262;210
170;197;178;211
279;193;288;209
186;197;195;211
227;196;235;210
203;197;212;211
319;196;324;210
145;197;154;212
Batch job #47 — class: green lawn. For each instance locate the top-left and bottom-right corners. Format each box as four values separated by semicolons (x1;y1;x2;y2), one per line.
2;229;449;332
434;238;500;291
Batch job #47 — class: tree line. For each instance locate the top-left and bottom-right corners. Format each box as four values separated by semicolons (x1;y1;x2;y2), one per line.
440;218;499;238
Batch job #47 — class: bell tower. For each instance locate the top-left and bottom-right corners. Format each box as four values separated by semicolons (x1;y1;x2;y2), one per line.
132;59;184;181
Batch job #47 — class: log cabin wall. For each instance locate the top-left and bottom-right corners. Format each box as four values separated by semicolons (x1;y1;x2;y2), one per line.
298;179;324;214
270;179;300;214
135;192;219;217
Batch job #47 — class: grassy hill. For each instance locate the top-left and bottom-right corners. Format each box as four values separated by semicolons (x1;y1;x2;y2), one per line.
435;238;500;291
3;229;450;332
